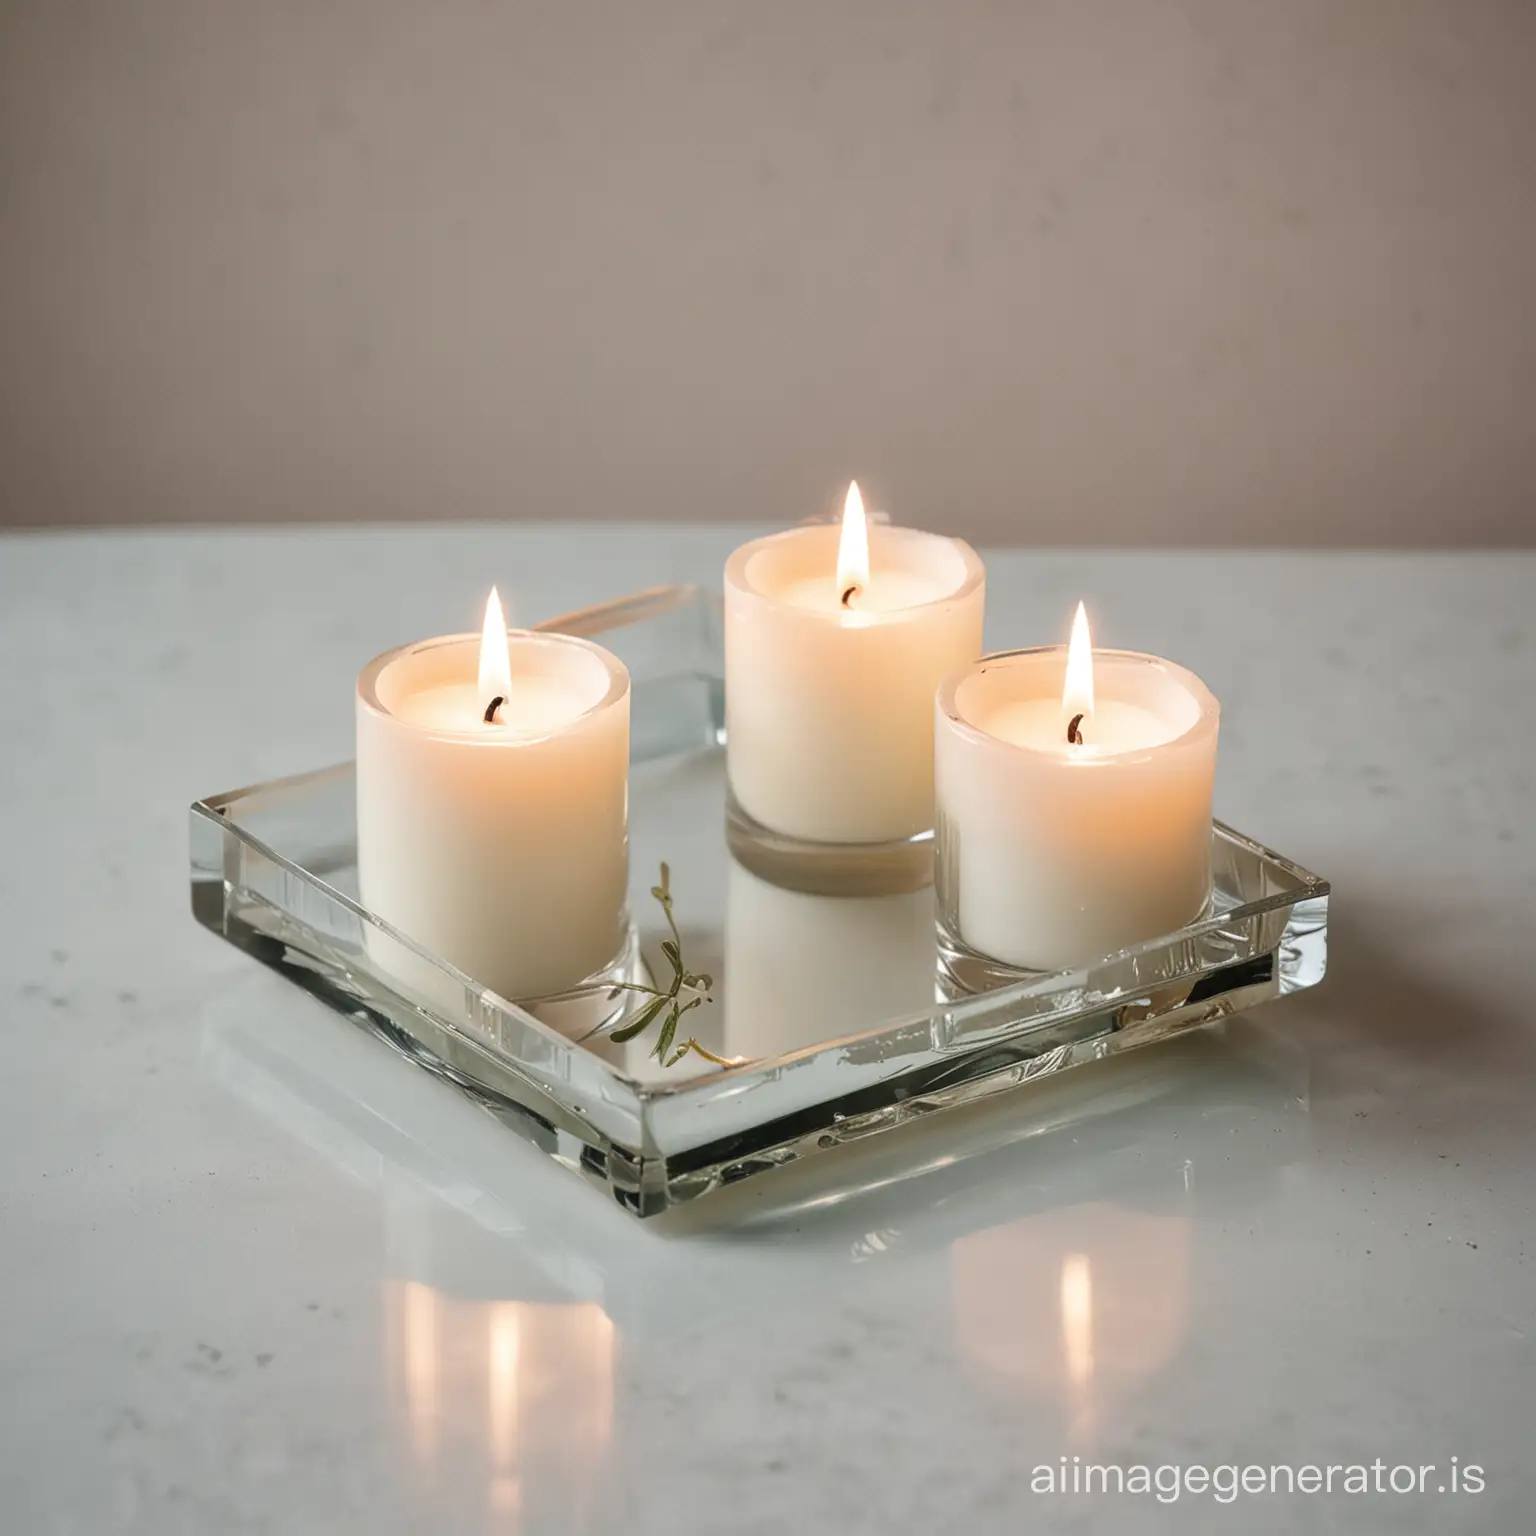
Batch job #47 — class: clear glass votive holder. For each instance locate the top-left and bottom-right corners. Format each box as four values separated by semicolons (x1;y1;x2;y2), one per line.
723;522;985;896
935;646;1221;989
356;629;632;1007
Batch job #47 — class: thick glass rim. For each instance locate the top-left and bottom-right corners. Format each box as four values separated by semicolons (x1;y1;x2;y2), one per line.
724;523;985;626
356;629;630;743
937;645;1220;765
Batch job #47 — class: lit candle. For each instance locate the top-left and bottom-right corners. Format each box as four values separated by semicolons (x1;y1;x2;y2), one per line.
724;483;985;855
356;589;630;1002
935;605;1219;973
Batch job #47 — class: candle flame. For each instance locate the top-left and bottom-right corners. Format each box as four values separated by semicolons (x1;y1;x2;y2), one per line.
479;586;513;712
836;481;870;607
1063;600;1094;726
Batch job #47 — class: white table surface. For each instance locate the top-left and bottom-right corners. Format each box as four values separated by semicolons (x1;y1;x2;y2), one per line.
1;527;1533;1535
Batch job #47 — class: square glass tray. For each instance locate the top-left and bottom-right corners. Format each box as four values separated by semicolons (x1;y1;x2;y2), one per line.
190;584;1330;1217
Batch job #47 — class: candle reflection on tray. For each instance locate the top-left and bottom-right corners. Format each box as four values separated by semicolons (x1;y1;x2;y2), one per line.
723;856;938;1060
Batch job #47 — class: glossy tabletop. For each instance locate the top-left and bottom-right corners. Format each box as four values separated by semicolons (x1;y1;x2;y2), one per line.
1;527;1532;1534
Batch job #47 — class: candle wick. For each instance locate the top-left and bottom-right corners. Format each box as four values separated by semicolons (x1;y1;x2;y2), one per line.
484;695;505;724
840;584;860;609
1067;712;1085;746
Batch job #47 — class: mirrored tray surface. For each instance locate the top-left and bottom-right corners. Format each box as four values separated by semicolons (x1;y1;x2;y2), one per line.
190;585;1330;1216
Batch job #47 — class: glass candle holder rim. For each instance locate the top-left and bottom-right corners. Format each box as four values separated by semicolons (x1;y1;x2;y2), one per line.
725;523;985;625
937;644;1220;764
356;629;631;743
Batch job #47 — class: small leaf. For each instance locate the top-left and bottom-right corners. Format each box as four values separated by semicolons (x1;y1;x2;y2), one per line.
630;862;718;1067
609;994;667;1043
654;1008;679;1063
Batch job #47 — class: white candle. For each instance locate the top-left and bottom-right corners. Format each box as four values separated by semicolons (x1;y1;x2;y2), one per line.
935;604;1219;972
356;590;630;1003
725;483;985;846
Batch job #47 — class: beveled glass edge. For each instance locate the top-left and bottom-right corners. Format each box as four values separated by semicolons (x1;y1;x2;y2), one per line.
643;820;1328;1102
187;794;649;1116
194;761;1326;1104
658;807;1327;1052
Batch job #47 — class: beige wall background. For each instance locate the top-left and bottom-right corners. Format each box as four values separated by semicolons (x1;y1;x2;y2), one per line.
1;1;1532;543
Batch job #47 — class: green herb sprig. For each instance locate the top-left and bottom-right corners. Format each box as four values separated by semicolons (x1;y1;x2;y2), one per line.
608;863;737;1068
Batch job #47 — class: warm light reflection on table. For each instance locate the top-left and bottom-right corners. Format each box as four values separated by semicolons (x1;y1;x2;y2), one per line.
401;1281;441;1467
1060;1253;1094;1389
384;1281;617;1529
487;1304;521;1514
950;1203;1191;1443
